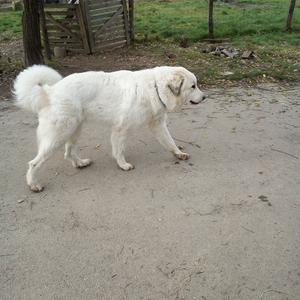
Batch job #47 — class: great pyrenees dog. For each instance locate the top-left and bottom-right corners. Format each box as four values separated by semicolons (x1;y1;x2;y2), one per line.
13;65;206;192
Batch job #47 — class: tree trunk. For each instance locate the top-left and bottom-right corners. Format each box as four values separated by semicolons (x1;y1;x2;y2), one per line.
39;0;51;60
129;0;134;42
287;0;297;31
208;0;214;38
22;0;44;66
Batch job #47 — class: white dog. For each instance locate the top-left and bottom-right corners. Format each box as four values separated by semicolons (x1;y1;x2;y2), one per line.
13;65;206;192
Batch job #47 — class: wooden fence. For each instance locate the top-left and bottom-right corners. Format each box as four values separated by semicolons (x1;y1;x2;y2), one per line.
40;0;133;57
84;0;130;52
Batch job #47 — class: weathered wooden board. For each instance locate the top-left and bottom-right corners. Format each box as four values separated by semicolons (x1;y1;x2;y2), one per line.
85;0;130;52
41;0;131;55
42;3;90;54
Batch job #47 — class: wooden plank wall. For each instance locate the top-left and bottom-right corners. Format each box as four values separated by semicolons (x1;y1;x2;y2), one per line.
85;0;130;52
43;4;87;54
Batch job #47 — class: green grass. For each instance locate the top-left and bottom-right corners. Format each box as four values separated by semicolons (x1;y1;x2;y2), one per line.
135;0;300;46
0;1;299;46
0;11;22;39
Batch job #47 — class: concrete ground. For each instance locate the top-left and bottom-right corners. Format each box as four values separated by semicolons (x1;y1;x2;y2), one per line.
0;83;299;300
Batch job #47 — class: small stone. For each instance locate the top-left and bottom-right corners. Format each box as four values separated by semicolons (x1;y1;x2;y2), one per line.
165;51;176;59
242;50;255;59
222;71;234;76
258;195;268;202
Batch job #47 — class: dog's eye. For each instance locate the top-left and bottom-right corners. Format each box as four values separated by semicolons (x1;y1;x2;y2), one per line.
191;84;196;89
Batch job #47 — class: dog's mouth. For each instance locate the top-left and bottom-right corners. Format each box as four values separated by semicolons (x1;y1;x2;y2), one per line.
190;100;201;105
190;95;207;105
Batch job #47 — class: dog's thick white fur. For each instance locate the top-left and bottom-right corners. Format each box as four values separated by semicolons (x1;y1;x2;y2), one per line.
13;65;205;192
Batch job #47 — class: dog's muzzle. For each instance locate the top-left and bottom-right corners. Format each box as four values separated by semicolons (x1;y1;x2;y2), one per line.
190;94;207;105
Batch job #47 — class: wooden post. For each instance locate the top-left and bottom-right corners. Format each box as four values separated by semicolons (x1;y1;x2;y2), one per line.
286;0;297;31
121;0;130;45
39;1;51;60
129;0;134;42
208;0;214;39
78;1;92;54
22;0;44;66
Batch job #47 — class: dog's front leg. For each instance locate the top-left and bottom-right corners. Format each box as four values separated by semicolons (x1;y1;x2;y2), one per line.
111;127;134;171
150;119;190;160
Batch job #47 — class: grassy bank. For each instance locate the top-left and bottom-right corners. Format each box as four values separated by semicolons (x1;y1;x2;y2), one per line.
0;1;299;85
135;0;300;46
0;10;22;39
134;0;299;84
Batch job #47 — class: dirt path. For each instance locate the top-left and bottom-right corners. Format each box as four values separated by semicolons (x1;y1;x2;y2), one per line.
0;83;299;299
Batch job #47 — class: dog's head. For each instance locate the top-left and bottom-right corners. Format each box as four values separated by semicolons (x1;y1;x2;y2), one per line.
155;67;206;111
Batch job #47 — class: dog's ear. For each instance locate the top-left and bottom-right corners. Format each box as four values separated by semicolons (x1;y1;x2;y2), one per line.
154;71;185;112
168;73;184;96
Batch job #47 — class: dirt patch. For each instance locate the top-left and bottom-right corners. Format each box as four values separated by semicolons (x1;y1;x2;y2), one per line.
0;38;23;94
0;38;23;60
58;49;163;75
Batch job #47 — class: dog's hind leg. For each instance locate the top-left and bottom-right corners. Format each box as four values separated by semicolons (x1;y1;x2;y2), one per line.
64;124;92;168
111;127;134;171
27;117;80;192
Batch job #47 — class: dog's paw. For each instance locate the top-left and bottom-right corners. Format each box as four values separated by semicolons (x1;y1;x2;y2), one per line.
75;158;92;169
119;163;135;171
175;152;190;160
29;184;44;193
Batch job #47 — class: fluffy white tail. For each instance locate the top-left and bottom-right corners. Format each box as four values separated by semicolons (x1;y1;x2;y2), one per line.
13;65;62;113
